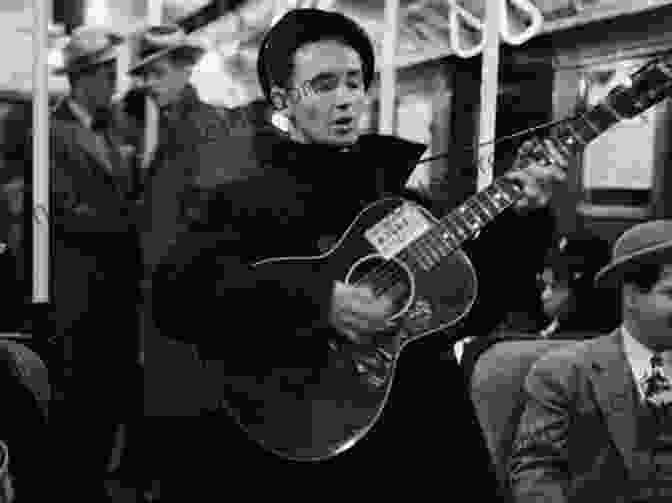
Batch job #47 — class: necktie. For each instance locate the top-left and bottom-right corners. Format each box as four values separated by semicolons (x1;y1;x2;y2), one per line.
642;353;672;409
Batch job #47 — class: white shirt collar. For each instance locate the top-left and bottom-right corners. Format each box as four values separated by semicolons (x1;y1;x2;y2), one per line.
66;98;94;130
621;325;672;399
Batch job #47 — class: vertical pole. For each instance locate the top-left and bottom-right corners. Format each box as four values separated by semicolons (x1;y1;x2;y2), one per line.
379;0;399;135
143;0;163;171
477;0;501;191
455;0;502;362
33;0;50;303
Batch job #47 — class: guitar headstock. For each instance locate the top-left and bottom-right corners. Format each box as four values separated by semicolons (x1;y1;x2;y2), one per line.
607;53;672;119
512;53;672;167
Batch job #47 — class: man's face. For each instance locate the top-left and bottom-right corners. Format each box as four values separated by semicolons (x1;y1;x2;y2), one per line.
281;40;367;147
78;61;117;111
137;57;191;107
627;264;672;351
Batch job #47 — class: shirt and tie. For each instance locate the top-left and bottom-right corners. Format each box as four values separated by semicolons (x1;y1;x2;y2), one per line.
622;326;672;406
622;326;672;501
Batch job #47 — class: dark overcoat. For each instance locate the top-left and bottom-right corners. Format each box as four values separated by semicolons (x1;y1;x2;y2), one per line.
151;131;554;497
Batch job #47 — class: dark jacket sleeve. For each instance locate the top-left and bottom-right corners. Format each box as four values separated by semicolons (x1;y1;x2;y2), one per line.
152;181;335;360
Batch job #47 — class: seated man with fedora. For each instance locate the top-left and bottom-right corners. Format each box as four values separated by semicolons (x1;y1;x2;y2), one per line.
509;220;672;502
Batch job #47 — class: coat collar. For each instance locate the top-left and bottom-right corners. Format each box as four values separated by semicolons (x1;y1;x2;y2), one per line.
51;98;118;178
267;133;427;187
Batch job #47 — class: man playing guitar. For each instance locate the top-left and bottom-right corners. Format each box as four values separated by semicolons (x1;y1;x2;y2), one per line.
151;7;567;500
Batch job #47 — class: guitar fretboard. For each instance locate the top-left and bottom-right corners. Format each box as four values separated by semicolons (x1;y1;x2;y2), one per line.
403;55;672;272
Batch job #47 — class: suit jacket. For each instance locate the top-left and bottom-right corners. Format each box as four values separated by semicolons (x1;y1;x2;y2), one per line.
509;329;671;502
47;100;141;346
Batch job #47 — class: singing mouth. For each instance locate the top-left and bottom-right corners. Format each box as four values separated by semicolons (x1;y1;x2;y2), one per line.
332;117;354;127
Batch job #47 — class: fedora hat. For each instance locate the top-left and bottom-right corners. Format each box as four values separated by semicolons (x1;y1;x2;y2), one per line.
128;24;205;76
53;26;124;76
594;220;672;289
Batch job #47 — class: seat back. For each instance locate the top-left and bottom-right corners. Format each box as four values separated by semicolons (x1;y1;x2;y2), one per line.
0;339;50;418
470;337;580;494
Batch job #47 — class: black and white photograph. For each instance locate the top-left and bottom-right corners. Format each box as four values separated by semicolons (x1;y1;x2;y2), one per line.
1;0;671;501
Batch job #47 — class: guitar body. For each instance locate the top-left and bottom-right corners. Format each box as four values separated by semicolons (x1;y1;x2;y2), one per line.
223;198;477;461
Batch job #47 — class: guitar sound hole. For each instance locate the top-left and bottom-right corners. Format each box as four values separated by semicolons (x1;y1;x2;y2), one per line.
346;255;413;318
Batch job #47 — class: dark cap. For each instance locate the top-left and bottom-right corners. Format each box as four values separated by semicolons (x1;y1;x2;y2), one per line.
256;8;376;103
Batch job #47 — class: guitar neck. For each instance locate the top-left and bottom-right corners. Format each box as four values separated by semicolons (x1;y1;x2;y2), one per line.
422;54;672;258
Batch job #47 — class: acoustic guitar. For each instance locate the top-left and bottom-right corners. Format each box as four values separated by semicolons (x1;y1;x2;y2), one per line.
223;55;672;462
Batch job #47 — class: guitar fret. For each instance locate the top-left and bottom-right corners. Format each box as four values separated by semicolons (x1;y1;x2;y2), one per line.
438;222;460;250
411;238;434;270
472;194;495;221
480;188;501;216
423;233;444;262
401;247;429;271
465;200;487;226
448;213;473;243
425;229;450;257
460;203;484;230
417;234;440;265
407;247;428;271
450;217;470;242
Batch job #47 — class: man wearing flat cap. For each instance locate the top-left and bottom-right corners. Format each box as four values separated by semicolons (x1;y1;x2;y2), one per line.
151;8;568;498
510;220;672;502
28;26;142;501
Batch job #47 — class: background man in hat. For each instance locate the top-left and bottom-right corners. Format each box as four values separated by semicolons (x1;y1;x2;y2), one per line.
20;25;143;501
509;220;672;502
125;23;260;418
150;7;569;499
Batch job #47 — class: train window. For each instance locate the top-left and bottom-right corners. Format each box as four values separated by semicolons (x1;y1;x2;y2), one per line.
576;57;670;218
